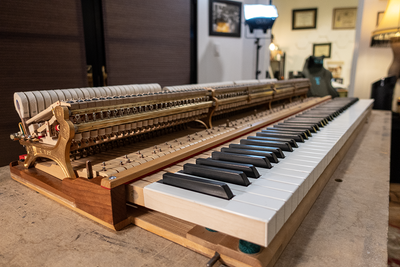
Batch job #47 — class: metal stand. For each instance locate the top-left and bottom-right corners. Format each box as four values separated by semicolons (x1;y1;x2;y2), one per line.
255;38;262;79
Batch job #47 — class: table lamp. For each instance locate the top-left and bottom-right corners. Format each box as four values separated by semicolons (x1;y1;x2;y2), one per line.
371;0;400;78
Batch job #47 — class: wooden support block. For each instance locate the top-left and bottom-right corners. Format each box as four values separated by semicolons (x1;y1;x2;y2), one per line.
35;161;65;180
126;179;151;206
175;158;197;166
10;162;130;230
164;166;182;173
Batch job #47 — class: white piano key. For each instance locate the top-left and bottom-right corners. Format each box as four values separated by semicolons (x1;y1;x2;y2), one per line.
307;137;339;143
264;167;316;191
144;182;277;246
143;99;374;247
298;141;334;149
232;190;285;232
273;162;314;173
174;171;293;215
249;178;300;208
256;173;306;199
232;182;293;218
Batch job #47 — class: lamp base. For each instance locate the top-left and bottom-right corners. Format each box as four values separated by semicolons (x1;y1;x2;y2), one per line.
388;37;400;78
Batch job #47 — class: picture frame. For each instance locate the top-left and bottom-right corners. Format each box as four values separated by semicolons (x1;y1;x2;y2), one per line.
377;11;385;26
292;8;317;30
313;43;331;58
332;8;357;29
209;0;242;37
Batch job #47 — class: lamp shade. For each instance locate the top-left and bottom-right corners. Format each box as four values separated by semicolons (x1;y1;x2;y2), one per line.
244;5;278;33
371;0;400;46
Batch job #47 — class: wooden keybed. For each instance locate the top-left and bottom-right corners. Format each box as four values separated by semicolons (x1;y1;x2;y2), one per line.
10;78;374;266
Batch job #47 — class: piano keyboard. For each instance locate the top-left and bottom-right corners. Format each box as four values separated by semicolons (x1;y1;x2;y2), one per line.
142;98;374;247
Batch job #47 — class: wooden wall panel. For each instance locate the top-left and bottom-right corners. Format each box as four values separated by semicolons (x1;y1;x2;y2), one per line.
102;0;191;87
0;0;87;166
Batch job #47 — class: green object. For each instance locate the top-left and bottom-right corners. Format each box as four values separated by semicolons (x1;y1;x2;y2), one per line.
337;89;348;98
238;240;261;254
205;228;217;232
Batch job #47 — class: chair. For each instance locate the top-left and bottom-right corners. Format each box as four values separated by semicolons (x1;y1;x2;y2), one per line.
302;56;339;98
370;76;397;110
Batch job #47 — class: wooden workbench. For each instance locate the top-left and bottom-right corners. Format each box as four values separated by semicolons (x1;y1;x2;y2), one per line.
0;110;390;267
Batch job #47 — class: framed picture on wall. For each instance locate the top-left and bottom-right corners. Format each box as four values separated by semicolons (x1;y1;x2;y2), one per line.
313;43;331;58
377;11;385;26
332;8;357;29
209;0;242;37
292;8;317;30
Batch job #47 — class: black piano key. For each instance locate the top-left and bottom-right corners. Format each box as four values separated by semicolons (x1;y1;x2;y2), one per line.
256;131;304;142
162;172;234;200
273;125;317;133
240;139;293;152
302;112;334;120
310;109;339;116
228;144;285;158
285;119;326;127
278;122;321;130
212;151;272;168
263;128;310;138
220;147;279;163
290;116;328;122
283;118;326;127
298;116;330;124
247;136;298;148
182;163;251;186
296;114;332;122
196;158;260;178
286;117;326;122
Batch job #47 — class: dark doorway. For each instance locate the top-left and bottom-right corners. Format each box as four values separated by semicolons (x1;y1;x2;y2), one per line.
81;0;107;87
190;0;198;84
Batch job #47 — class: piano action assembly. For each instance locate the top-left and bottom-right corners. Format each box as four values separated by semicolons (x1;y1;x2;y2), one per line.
9;78;373;267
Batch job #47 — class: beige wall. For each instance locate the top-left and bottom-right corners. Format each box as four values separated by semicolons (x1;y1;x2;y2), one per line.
351;0;400;110
197;0;270;83
271;0;358;87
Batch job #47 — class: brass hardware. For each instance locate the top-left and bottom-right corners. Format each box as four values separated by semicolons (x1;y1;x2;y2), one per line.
102;66;107;86
21;106;76;179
